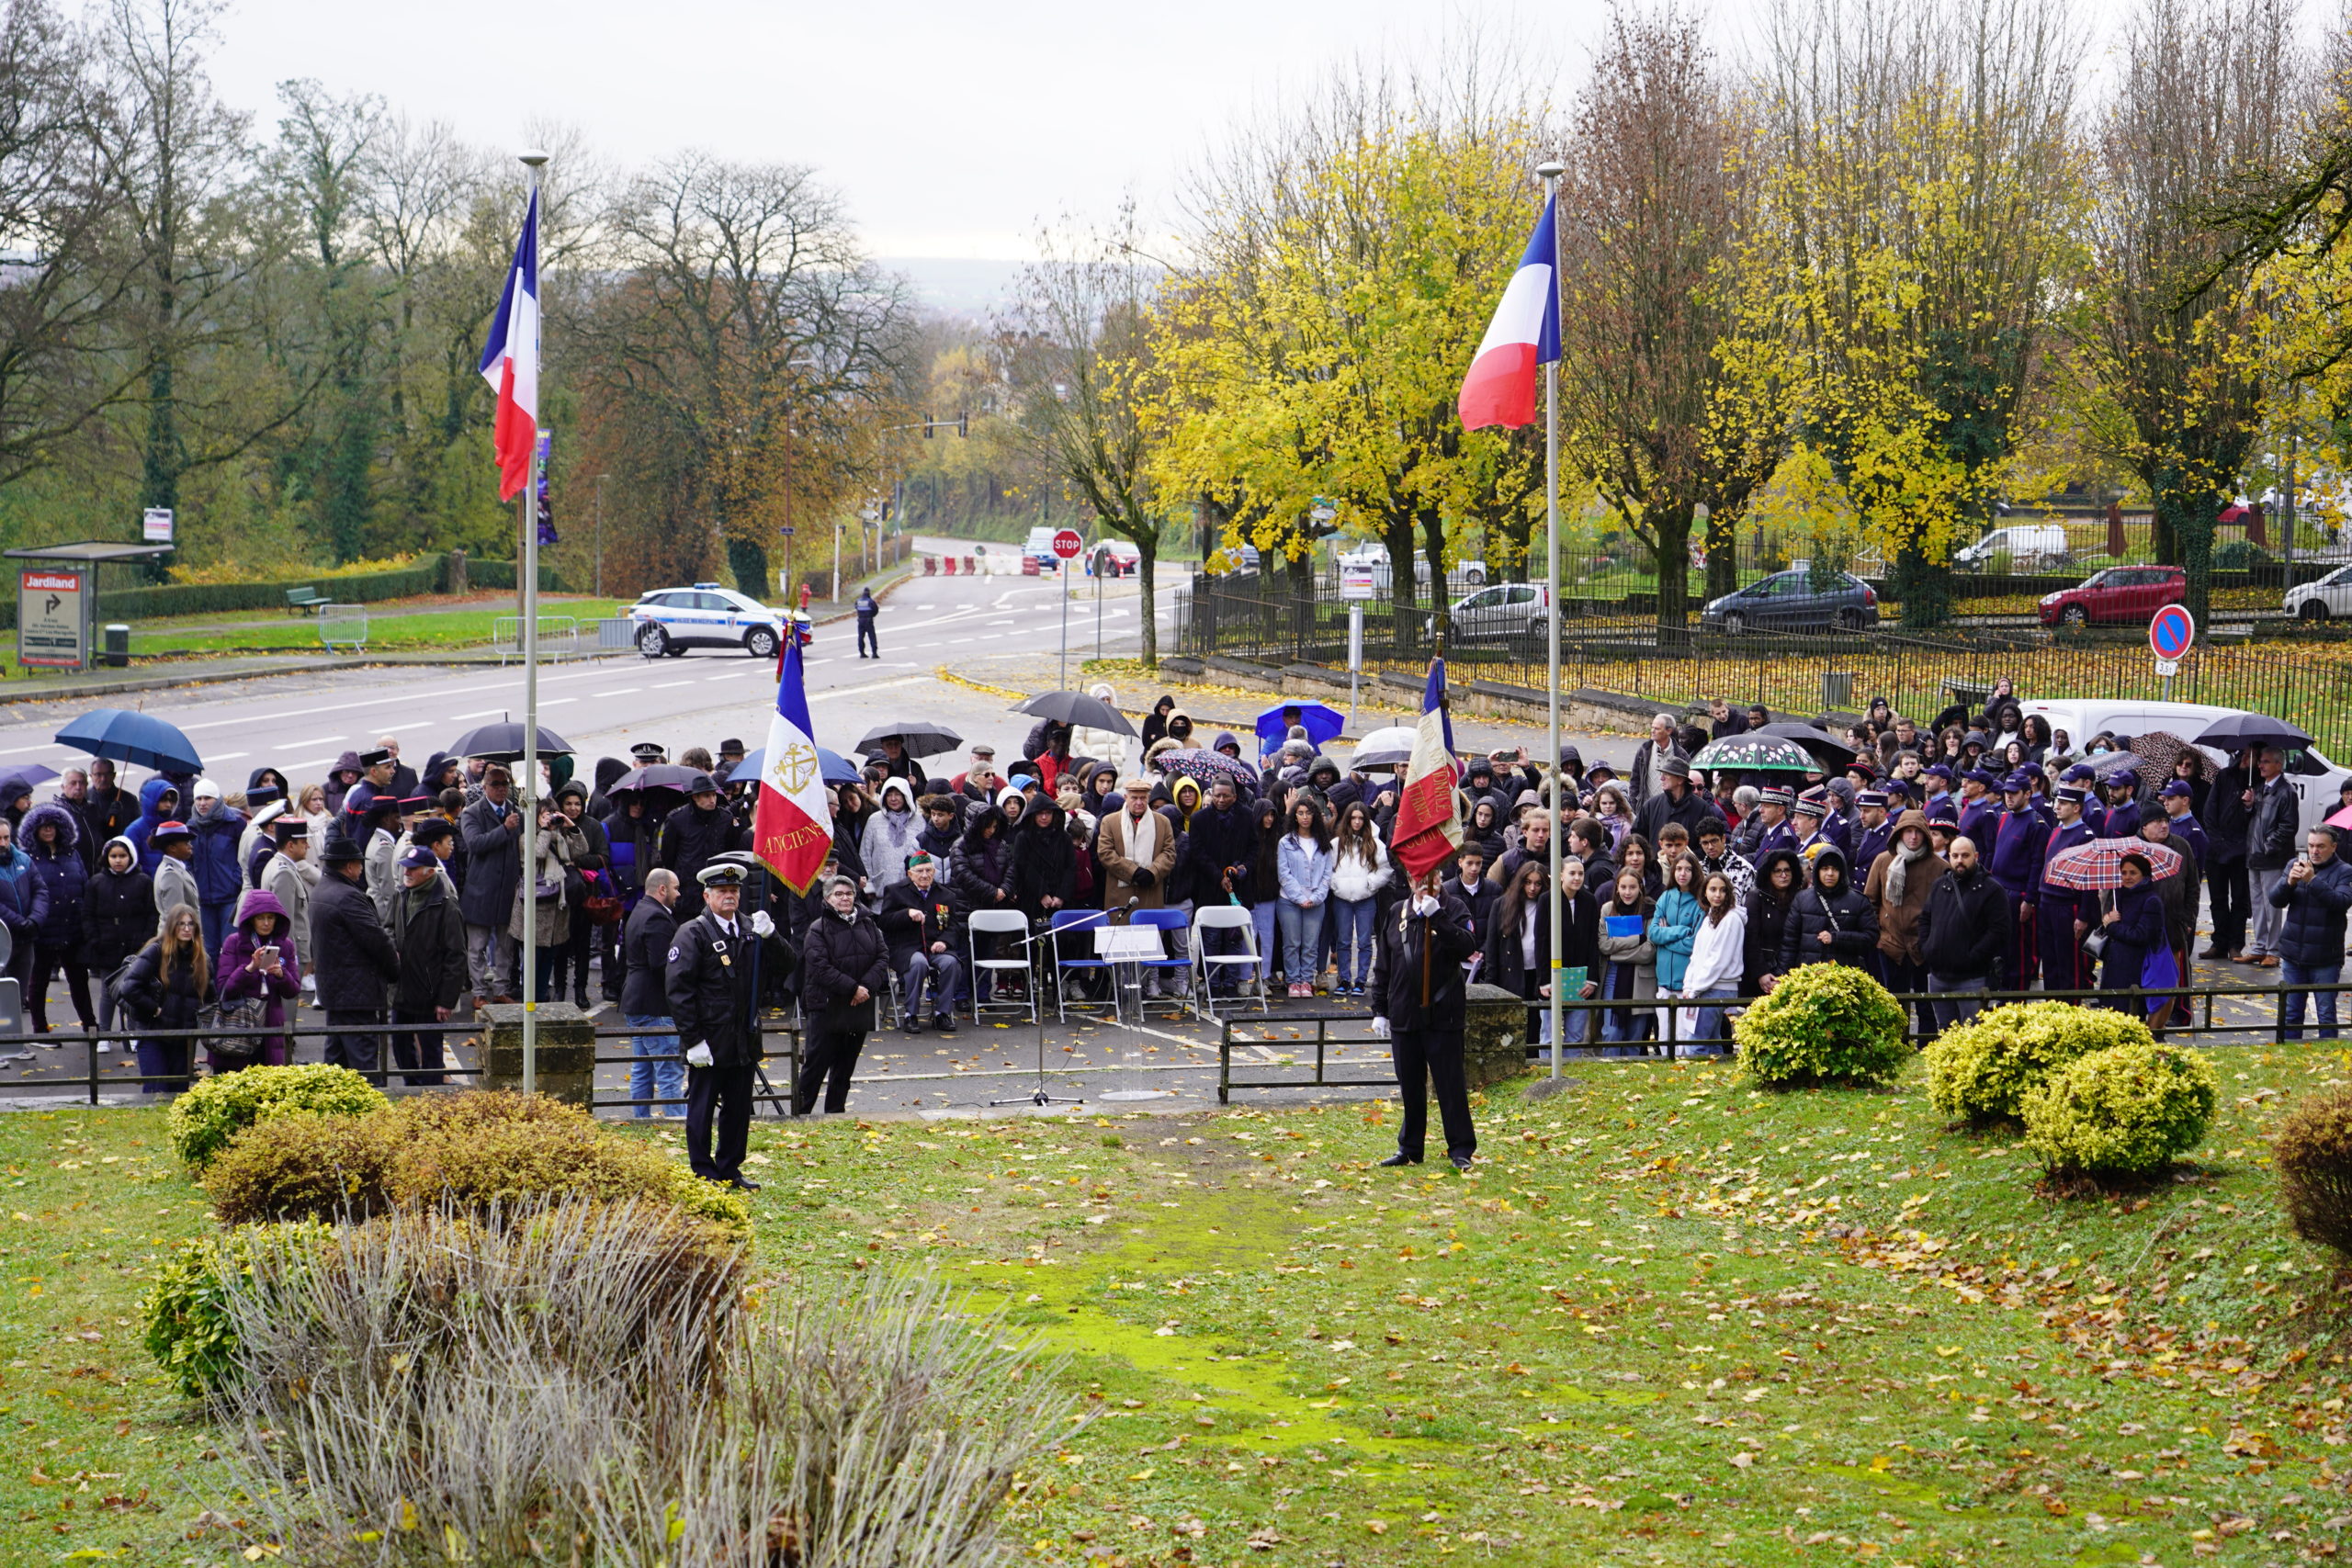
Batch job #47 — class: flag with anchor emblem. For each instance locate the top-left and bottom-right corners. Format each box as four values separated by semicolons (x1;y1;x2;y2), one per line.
752;632;831;893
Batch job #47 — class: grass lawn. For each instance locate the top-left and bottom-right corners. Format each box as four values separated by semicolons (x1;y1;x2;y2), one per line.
6;1049;2350;1565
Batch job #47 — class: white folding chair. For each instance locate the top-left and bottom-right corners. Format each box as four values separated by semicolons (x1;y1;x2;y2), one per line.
967;908;1035;1025
1190;904;1269;1021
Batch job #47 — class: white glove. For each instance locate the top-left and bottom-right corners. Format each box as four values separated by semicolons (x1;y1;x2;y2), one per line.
1370;1016;1391;1039
749;910;776;938
685;1043;714;1068
1412;895;1440;917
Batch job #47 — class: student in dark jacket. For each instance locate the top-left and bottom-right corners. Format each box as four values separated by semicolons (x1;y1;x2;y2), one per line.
77;761;139;863
797;875;892;1114
309;834;401;1077
83;835;153;1043
877;852;963;1033
1781;847;1881;976
1010;799;1080;919
2200;754;2253;959
458;766;524;1004
659;775;740;920
1367;869;1483;1169
22;803;92;1034
388;846;469;1086
119;903;209;1093
1742;849;1803;996
2098;855;2170;1019
1449;843;1500;948
621;867;684;1116
1916;837;2011;1029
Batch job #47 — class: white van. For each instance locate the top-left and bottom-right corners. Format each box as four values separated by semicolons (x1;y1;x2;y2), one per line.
1956;523;2071;571
2021;698;2348;838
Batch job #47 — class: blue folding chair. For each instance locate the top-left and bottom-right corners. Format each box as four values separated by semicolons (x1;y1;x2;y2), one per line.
1049;908;1117;1023
1127;908;1195;1017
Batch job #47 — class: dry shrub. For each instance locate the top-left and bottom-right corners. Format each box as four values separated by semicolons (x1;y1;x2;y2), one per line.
200;1111;399;1225
2275;1087;2352;1259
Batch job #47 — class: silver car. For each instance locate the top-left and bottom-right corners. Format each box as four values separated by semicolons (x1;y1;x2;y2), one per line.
628;583;787;659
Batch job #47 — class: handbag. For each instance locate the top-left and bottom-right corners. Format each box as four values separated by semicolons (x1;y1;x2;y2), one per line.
209;993;271;1066
582;867;624;928
2081;927;2109;962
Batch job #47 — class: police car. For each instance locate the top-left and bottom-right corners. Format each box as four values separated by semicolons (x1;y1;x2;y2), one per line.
627;583;790;659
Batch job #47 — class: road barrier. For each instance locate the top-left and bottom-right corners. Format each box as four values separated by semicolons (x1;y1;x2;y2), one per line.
491;613;580;663
317;603;368;652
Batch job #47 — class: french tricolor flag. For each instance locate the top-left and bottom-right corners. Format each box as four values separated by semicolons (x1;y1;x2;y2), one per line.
1457;194;1559;431
478;188;540;502
752;632;832;896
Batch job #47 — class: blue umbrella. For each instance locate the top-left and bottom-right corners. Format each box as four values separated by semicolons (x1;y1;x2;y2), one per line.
1255;701;1344;753
731;745;859;787
53;708;201;774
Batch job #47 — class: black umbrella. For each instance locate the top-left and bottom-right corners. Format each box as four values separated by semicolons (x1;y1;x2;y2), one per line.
2191;713;2313;753
447;721;575;761
1012;689;1136;738
1758;721;1856;766
609;762;703;796
854;721;963;760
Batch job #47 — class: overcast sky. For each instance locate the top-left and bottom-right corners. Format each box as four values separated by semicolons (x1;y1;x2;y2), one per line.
209;0;1615;259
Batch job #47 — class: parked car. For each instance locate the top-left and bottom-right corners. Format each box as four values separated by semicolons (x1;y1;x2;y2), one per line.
2022;698;2348;839
628;583;788;659
2037;565;2186;627
1425;582;1553;644
1336;541;1487;592
1955;522;2071;572
1023;526;1063;566
2286;563;2352;621
1699;570;1879;634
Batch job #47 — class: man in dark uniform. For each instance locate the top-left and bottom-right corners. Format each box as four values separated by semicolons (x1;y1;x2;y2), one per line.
1985;770;2050;991
1368;861;1482;1171
2035;785;2098;995
665;861;790;1189
630;741;669;767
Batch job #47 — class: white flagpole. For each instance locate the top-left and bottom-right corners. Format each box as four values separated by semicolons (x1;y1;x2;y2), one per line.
518;149;547;1094
1537;160;1565;1078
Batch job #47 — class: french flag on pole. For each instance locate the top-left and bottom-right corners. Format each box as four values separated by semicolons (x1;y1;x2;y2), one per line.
1388;658;1464;883
1457;193;1559;431
478;188;539;502
752;632;832;895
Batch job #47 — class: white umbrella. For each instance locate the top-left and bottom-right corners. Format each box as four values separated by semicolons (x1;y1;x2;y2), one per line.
1349;725;1419;770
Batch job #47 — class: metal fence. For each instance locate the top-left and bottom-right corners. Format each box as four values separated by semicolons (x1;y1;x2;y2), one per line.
492;613;581;663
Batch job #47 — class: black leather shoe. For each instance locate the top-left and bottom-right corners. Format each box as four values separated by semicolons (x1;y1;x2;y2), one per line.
936;1017;957;1035
1448;1154;1474;1172
728;1176;763;1191
1376;1153;1419;1168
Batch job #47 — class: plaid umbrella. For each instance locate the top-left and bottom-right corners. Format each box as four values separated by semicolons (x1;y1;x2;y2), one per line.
2045;836;2188;890
1690;735;1818;774
1150;747;1261;792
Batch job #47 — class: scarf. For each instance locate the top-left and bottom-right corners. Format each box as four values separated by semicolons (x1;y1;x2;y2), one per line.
1121;806;1159;871
1885;839;1931;905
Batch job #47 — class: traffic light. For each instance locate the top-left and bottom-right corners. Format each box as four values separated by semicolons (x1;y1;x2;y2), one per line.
923;412;936;439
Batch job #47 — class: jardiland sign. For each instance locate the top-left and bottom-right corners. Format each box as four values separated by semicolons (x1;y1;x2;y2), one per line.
17;568;87;670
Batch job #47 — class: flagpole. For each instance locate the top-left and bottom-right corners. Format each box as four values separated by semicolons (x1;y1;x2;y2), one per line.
1537;159;1565;1079
518;148;547;1095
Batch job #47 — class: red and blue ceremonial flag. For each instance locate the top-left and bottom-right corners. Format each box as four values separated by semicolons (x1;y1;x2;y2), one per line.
1389;658;1464;882
1457;193;1559;432
478;188;540;502
752;632;831;894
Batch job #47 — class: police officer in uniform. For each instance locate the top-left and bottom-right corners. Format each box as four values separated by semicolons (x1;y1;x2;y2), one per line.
664;861;790;1188
1368;861;1482;1171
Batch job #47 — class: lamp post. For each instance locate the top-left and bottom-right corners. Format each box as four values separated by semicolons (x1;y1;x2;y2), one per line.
593;472;607;598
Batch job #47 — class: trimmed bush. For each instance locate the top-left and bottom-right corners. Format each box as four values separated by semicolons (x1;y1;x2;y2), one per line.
2274;1086;2352;1258
167;1063;389;1172
2022;1042;2219;1179
139;1220;331;1398
1925;1002;2154;1126
1733;964;1911;1089
198;1089;750;1239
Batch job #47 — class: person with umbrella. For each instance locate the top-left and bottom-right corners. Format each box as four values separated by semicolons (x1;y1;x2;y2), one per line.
2243;749;2301;968
458;765;524;1006
667;862;789;1178
2138;812;2199;1028
2267;825;2351;1041
2096;852;2169;1018
865;733;922;784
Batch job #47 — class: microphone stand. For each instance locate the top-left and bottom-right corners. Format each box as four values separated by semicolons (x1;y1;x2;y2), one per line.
988;897;1137;1109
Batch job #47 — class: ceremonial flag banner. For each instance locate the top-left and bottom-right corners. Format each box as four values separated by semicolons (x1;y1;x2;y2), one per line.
1389;659;1464;882
1456;193;1559;431
478;188;540;502
752;634;831;893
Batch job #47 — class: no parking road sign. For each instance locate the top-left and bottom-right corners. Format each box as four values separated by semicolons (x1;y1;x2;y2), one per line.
2149;602;2195;684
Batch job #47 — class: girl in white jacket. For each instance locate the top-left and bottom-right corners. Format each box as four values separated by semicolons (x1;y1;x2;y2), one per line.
1327;802;1393;996
1675;871;1747;1054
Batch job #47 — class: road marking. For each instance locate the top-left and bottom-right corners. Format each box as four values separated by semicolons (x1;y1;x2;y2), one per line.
594;688;641;698
705;672;744;682
376;720;436;732
807;676;926;701
450;710;507;721
538;698;576;707
205;751;249;762
277;736;345;750
650;682;691;690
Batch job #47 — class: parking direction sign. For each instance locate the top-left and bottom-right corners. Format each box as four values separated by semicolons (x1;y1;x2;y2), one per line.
2149;603;2196;661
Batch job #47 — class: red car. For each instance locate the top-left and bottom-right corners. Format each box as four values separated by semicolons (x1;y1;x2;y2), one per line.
2038;565;2186;627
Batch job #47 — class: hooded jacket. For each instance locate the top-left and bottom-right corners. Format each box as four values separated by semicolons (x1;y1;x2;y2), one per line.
950;811;1015;914
22;802;86;952
1010;802;1080;917
323;750;365;817
0;835;48;943
216;888;301;1056
187;795;248;905
1781;848;1881;971
860;779;923;897
125;778;180;874
82;837;153;974
1070;682;1133;773
1860;811;1946;965
657;795;739;916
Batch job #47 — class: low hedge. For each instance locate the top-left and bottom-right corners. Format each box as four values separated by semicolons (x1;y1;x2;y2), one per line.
1733;964;1911;1089
465;557;570;593
2023;1042;2218;1179
1924;1002;2154;1127
140;1219;332;1398
166;1063;388;1172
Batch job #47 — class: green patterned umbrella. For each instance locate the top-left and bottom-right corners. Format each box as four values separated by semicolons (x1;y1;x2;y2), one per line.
1690;735;1819;774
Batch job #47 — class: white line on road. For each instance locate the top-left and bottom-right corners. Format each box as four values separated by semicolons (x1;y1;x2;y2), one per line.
449;710;507;721
205;751;248;762
277;736;345;750
806;676;926;702
650;682;691;690
594;689;640;698
537;698;576;707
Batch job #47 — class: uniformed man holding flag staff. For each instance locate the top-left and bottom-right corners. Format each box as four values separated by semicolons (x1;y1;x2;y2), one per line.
665;861;790;1189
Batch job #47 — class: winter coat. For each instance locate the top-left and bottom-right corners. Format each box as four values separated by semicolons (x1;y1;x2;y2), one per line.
118;938;208;1044
509;824;582;948
1070;682;1134;775
323;750;364;817
657;798;738;915
2204;764;2251;863
1329;836;1393;905
949;815;1016;914
620;895;679;1018
1917;862;2012;986
23;803;86;952
0;841;49;948
1649;887;1703;992
153;854;198;920
187;800;247;904
1183;800;1261;909
459;795;525;927
1599;895;1657;1000
859;782;924;897
1483;892;1557;1001
1860;813;1946;965
1095;805;1178;909
215;889;302;1061
125;779;179;874
2247;773;2301;870
82;842;154;976
799;904;891;1031
76;785;139;869
2098;880;2168;990
878;877;964;964
665;909;790;1067
1009;807;1080;918
390;872;469;1016
1781;850;1881;971
2267;852;2352;970
261;851;312;949
1742;850;1803;989
308;868;399;1012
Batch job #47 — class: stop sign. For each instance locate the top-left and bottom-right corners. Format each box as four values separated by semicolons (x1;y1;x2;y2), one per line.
1052;528;1083;560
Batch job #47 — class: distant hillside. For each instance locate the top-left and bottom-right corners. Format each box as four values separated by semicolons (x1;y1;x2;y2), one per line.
876;257;1026;319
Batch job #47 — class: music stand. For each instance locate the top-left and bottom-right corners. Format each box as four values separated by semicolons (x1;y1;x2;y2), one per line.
987;903;1130;1109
